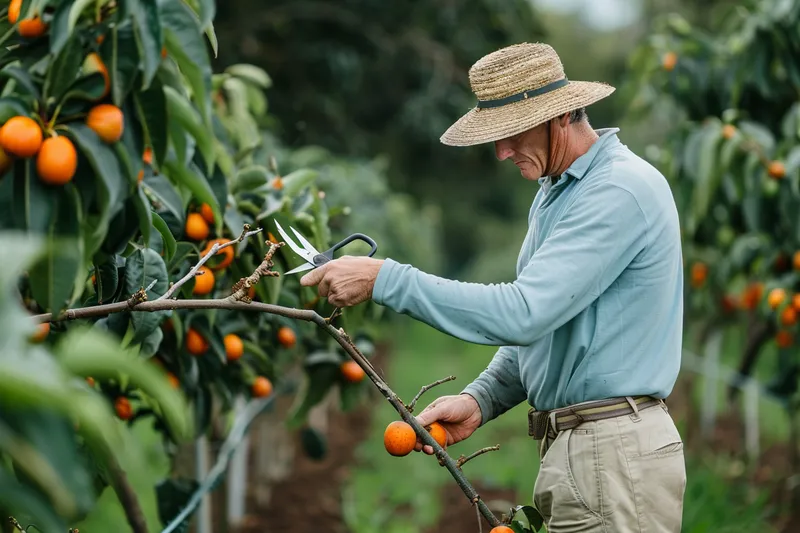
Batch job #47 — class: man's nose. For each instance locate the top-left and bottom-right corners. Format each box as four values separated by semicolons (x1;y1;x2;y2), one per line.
494;140;513;161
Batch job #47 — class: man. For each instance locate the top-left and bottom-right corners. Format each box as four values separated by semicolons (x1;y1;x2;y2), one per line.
300;42;686;532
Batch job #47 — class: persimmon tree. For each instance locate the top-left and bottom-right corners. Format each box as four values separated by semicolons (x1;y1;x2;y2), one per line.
624;0;800;512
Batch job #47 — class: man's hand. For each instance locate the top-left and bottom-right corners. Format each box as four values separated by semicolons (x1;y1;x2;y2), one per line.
299;256;384;308
414;394;483;455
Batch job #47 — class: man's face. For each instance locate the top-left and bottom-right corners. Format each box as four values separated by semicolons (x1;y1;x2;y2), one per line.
494;122;550;181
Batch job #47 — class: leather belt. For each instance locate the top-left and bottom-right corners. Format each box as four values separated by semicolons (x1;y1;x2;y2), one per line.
527;395;663;440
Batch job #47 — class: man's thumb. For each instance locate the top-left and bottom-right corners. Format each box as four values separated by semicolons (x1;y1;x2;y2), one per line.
299;265;324;287
415;405;445;427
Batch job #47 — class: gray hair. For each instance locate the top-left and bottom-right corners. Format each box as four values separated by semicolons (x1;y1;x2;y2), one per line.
568;107;587;123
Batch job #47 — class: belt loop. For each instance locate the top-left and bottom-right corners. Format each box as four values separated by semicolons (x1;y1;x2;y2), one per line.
625;396;641;422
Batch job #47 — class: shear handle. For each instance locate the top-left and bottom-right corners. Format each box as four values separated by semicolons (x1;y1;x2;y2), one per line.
317;233;378;264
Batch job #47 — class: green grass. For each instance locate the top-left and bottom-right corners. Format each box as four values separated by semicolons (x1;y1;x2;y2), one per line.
343;318;782;533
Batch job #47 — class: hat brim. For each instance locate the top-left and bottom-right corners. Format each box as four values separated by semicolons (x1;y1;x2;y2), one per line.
440;81;615;147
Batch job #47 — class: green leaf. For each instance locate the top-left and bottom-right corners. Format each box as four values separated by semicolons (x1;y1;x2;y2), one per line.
129;0;162;89
282;168;318;198
161;0;211;127
204;25;218;58
2;408;97;517
124;248;169;343
0;467;68;533
64;122;127;219
689;122;724;234
105;22;140;107
0;96;32;122
142;171;185;230
738;120;775;156
305;350;341;367
48;0;76;56
132;184;153;248
167;242;195;274
140;326;163;357
59;72;107;105
164;85;214;172
66;0;94;36
152;211;177;262
225;64;272;89
0;65;42;101
300;427;327;461
44;32;83;103
28;191;81;315
16;158;57;233
93;258;119;304
517;505;545;531
134;76;168;167
57;326;191;441
163;159;221;227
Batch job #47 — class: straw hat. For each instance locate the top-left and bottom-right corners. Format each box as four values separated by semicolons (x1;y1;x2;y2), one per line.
440;42;615;146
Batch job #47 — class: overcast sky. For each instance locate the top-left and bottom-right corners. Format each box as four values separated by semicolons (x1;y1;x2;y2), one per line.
531;0;643;30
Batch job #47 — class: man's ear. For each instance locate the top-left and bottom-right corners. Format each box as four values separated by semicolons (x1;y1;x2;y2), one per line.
558;112;571;127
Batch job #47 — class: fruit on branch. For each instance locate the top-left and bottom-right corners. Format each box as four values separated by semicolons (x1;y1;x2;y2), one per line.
0;116;42;157
427;421;447;448
202;239;235;271
340;360;365;382
383;420;416;457
115;397;133;420
252;376;273;398
192;269;215;295
186;328;209;355
185;213;210;241
224;334;244;361
36;136;78;185
768;288;786;310
277;326;296;348
29;322;50;343
86;104;125;143
200;203;215;224
17;15;46;38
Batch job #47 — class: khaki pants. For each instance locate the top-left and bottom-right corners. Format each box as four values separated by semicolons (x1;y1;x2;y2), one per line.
533;401;686;532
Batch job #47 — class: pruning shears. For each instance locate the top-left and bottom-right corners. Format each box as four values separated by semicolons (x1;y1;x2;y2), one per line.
274;220;378;275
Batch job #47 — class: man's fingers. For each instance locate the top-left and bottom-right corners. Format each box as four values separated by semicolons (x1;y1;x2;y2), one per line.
299;263;328;287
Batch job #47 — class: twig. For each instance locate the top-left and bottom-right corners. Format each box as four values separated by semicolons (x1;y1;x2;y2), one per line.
227;241;283;302
406;376;456;412
159;225;262;300
476;502;483;533
456;445;501;468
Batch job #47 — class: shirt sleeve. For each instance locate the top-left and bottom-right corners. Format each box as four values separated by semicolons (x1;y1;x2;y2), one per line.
371;181;648;347
461;345;527;426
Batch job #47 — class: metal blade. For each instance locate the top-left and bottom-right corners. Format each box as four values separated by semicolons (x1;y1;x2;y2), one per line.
284;262;316;275
274;220;314;262
290;226;321;256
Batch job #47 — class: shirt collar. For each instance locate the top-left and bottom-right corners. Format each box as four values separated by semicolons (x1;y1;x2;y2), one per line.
538;127;621;190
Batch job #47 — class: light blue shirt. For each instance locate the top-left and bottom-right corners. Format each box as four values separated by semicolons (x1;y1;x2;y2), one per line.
372;128;684;422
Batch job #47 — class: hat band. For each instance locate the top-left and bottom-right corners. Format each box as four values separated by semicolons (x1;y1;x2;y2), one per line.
476;78;569;109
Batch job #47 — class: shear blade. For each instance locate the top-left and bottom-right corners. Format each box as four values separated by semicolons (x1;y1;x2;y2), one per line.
290;226;321;256
285;262;315;275
275;220;314;262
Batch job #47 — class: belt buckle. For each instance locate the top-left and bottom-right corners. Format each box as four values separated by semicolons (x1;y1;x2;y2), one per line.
528;408;549;440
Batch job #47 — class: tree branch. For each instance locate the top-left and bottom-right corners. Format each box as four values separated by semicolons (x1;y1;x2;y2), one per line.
456;445;501;468
160;225;263;300
27;230;503;529
406;375;456;412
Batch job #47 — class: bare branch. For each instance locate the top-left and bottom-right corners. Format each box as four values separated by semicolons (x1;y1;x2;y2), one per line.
160;225;262;300
406;375;456;412
456;445;501;468
228;241;283;303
